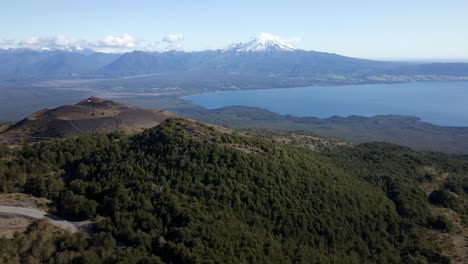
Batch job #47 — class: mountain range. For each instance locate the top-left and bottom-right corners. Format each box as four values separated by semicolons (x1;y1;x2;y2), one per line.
1;35;468;84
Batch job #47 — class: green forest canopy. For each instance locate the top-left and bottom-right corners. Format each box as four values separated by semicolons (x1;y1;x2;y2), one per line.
1;118;467;263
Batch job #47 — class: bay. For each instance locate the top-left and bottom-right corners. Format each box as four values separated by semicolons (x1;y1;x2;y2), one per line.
185;82;468;127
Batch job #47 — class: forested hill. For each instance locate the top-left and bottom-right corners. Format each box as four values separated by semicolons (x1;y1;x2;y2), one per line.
0;118;467;263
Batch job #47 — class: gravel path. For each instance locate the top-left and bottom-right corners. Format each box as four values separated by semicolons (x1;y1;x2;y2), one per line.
0;205;79;233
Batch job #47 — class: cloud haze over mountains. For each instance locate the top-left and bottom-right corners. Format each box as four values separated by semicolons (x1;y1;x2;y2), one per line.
0;32;302;53
0;33;189;52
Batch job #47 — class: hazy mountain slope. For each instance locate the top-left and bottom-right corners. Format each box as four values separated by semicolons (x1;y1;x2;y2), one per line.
91;35;466;80
97;49;402;77
386;63;468;76
0;49;51;79
97;50;192;76
34;52;120;77
0;50;119;80
1;46;467;83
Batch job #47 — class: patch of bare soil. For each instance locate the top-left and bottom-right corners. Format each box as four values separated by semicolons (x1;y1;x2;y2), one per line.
0;193;51;211
0;123;11;133
419;167;449;195
0;194;57;238
418;169;467;263
270;133;351;150
420;224;467;263
1;97;173;140
0;215;32;238
431;206;467;263
177;121;264;154
225;143;263;154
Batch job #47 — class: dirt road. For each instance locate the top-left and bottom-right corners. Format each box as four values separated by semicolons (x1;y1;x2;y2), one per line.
0;205;79;233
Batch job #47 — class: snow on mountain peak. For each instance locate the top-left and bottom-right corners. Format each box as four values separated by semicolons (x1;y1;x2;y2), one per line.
224;33;299;52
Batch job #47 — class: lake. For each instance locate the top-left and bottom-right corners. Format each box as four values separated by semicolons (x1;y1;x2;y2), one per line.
185;82;468;127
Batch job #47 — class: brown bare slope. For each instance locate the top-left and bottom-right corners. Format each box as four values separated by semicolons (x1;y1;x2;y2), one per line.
1;97;173;139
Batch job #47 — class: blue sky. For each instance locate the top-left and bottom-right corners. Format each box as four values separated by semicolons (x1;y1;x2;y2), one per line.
1;0;467;59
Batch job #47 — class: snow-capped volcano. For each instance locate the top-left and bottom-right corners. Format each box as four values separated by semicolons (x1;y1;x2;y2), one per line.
223;33;299;52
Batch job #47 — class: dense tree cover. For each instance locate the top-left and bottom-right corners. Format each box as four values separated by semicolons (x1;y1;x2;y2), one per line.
1;118;466;263
0;219;162;264
0;143;9;158
321;142;468;227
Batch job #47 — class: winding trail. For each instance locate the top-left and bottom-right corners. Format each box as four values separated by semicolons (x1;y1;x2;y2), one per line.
0;206;80;233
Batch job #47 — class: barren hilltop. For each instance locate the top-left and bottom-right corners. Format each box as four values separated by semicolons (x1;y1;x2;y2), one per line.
0;97;173;139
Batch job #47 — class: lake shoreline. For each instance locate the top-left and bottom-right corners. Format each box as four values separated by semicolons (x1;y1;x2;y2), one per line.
184;81;468;127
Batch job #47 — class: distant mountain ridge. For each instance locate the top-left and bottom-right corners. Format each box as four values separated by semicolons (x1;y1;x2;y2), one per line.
0;49;120;80
97;49;403;78
1;36;468;83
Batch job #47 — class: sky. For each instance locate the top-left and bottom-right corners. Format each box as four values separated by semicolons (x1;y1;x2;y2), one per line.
1;0;467;60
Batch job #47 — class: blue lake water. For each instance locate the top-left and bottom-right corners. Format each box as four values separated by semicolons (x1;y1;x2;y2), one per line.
185;82;468;127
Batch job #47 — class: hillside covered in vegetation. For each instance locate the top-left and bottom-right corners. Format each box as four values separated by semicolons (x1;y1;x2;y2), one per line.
0;118;467;263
